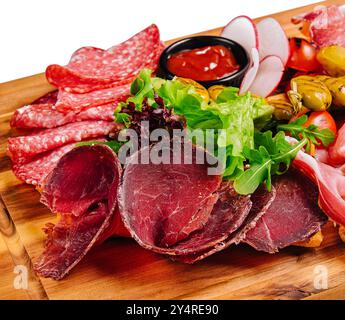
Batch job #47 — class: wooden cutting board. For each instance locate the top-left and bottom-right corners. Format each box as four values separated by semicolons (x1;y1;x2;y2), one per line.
1;0;345;300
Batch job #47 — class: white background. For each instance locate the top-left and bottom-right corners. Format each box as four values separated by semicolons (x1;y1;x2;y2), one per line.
0;0;318;83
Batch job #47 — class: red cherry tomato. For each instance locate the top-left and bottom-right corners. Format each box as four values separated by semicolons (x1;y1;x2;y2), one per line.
287;38;322;72
303;111;337;135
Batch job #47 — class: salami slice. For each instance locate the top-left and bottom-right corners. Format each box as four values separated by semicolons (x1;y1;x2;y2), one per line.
12;142;77;186
35;145;122;280
8;120;122;163
11;102;116;129
46;25;162;93
32;90;58;104
55;84;129;113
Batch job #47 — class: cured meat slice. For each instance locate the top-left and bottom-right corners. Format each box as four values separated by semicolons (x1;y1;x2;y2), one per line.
12;142;77;186
32;90;58;104
35;145;122;280
55;84;129;113
119;141;222;251
10;102;116;129
176;183;275;263
8;120;121;163
243;170;328;253
169;182;252;255
293;5;345;47
293;150;345;226
46;25;162;93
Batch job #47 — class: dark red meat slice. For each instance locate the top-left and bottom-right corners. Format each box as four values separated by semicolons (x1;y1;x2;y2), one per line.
55;84;129;113
170;182;252;255
35;145;122;280
45;25;162;93
10;102;116;129
8;120;121;163
243;170;328;253
119;141;222;251
176;183;276;263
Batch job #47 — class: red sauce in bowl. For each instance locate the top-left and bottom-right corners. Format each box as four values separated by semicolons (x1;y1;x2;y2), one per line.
167;45;240;81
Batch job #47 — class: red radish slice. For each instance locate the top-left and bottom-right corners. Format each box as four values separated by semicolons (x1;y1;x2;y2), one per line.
256;18;289;66
221;15;259;54
239;48;260;94
247;55;284;97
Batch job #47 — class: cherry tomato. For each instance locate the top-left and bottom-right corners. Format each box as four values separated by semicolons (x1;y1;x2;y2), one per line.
287;38;322;72
303;111;337;135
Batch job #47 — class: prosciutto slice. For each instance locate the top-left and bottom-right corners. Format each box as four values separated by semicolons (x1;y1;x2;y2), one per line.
35;145;123;280
292;5;345;47
293;150;345;226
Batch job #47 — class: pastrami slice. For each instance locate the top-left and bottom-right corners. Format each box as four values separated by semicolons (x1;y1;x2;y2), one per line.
35;145;122;280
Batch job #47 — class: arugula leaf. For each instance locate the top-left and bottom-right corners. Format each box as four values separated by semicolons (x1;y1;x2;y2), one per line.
233;132;308;195
277;115;335;148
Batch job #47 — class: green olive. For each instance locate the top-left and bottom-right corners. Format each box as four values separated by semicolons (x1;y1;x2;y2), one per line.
289;76;332;111
316;75;345;109
317;45;345;77
266;94;295;120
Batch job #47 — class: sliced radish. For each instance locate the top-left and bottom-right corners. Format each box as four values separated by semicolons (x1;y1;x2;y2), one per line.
256;18;289;66
239;47;260;94
247;55;284;97
221;15;259;54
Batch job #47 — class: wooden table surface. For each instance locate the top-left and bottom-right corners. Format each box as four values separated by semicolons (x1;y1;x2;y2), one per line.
1;0;345;300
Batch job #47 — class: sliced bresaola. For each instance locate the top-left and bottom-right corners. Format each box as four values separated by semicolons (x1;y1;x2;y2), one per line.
11;101;117;129
292;5;345;47
46;25;162;93
54;84;129;113
243;170;328;253
176;183;276;263
293;150;345;226
7;120;122;163
119;140;222;252
35;145;122;280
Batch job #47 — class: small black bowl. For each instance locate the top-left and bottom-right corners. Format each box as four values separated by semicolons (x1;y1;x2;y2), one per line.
158;36;249;88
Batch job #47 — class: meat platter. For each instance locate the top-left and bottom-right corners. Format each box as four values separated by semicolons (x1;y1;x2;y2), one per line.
1;0;345;300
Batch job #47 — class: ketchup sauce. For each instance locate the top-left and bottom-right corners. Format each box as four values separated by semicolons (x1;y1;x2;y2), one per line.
167;45;240;81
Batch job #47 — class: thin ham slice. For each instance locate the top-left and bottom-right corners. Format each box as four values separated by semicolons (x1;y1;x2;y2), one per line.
293;150;345;226
293;5;345;47
35;145;123;280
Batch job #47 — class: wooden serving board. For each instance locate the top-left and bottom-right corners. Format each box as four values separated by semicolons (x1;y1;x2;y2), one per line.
1;0;345;300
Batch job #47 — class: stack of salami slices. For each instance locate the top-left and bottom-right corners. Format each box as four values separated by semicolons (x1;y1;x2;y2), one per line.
8;24;164;186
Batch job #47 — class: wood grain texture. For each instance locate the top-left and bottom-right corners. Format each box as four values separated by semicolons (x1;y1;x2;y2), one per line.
0;0;345;300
